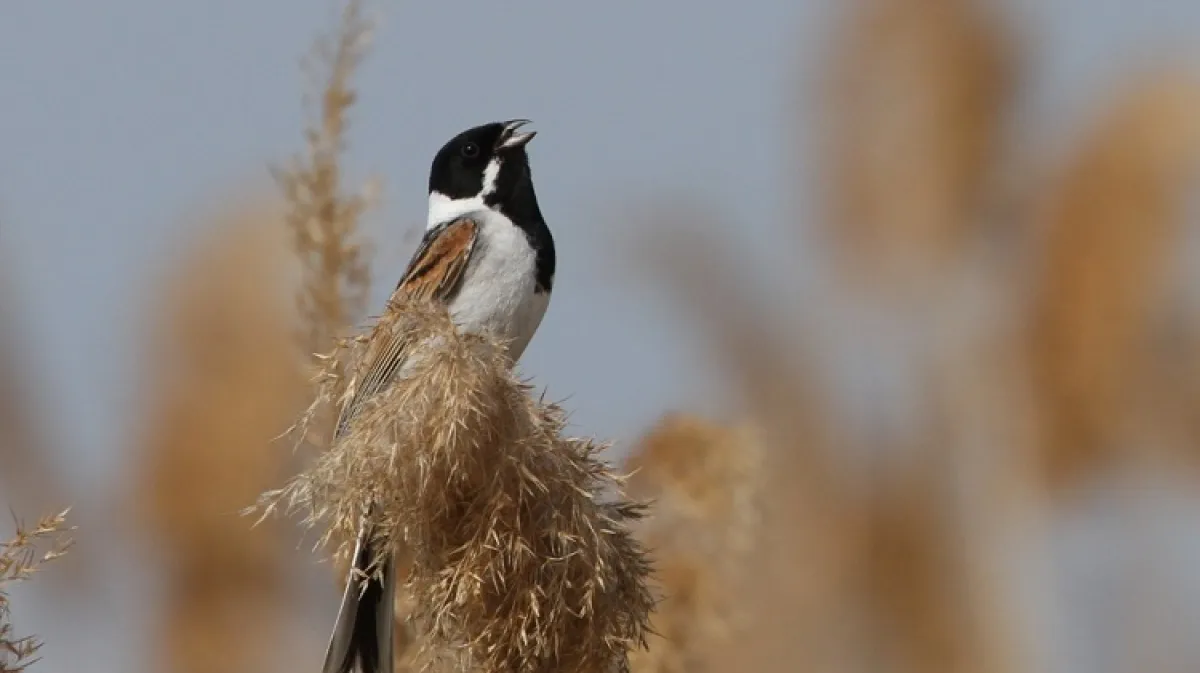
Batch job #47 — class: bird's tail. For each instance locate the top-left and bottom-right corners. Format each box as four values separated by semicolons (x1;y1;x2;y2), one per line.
322;514;395;673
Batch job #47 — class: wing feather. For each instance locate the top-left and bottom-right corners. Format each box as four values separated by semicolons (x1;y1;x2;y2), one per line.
334;217;479;439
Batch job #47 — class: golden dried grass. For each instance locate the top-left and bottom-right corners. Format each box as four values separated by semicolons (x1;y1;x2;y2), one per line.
1027;74;1200;492
0;509;72;673
273;1;427;667
276;0;374;359
130;204;304;673
273;3;436;668
257;298;653;673
824;0;1012;286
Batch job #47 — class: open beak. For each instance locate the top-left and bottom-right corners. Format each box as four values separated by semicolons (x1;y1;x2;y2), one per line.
496;119;536;150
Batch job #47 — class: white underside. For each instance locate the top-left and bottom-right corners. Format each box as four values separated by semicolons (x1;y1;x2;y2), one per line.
438;205;549;361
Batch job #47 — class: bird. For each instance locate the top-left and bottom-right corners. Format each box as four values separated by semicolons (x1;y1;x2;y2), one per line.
321;119;556;673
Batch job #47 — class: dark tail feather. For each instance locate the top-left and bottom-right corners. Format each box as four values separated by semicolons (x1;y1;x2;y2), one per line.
322;517;396;673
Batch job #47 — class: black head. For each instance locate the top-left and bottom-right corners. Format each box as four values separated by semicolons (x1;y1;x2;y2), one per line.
426;119;555;293
427;119;538;213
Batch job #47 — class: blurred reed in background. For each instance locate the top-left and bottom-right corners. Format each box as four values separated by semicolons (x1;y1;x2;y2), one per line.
624;415;762;673
627;1;1200;673
823;0;1012;288
125;3;381;672
1027;75;1200;492
0;279;64;516
128;205;305;673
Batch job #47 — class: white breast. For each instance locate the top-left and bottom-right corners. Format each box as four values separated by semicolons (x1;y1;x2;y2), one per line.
444;208;550;361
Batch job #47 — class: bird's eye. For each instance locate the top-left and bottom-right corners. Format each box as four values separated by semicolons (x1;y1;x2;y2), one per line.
461;142;480;158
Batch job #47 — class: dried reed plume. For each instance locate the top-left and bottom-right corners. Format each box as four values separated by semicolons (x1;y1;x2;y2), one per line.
258;298;653;673
624;414;761;673
273;2;427;667
276;0;374;356
1027;74;1200;492
130;205;303;673
0;509;72;673
825;0;1011;286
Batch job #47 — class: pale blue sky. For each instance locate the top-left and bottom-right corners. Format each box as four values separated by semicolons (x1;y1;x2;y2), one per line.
3;0;1199;487
4;1;1200;672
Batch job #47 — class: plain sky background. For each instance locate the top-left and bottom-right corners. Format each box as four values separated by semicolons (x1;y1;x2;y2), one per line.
5;1;1200;672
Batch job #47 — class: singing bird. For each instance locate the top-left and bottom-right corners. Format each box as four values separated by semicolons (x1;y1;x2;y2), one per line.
321;119;555;673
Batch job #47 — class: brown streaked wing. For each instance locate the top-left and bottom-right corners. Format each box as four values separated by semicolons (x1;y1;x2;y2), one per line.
334;217;479;439
396;217;479;301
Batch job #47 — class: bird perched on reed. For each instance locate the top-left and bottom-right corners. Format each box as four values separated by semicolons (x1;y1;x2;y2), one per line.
321;119;555;673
